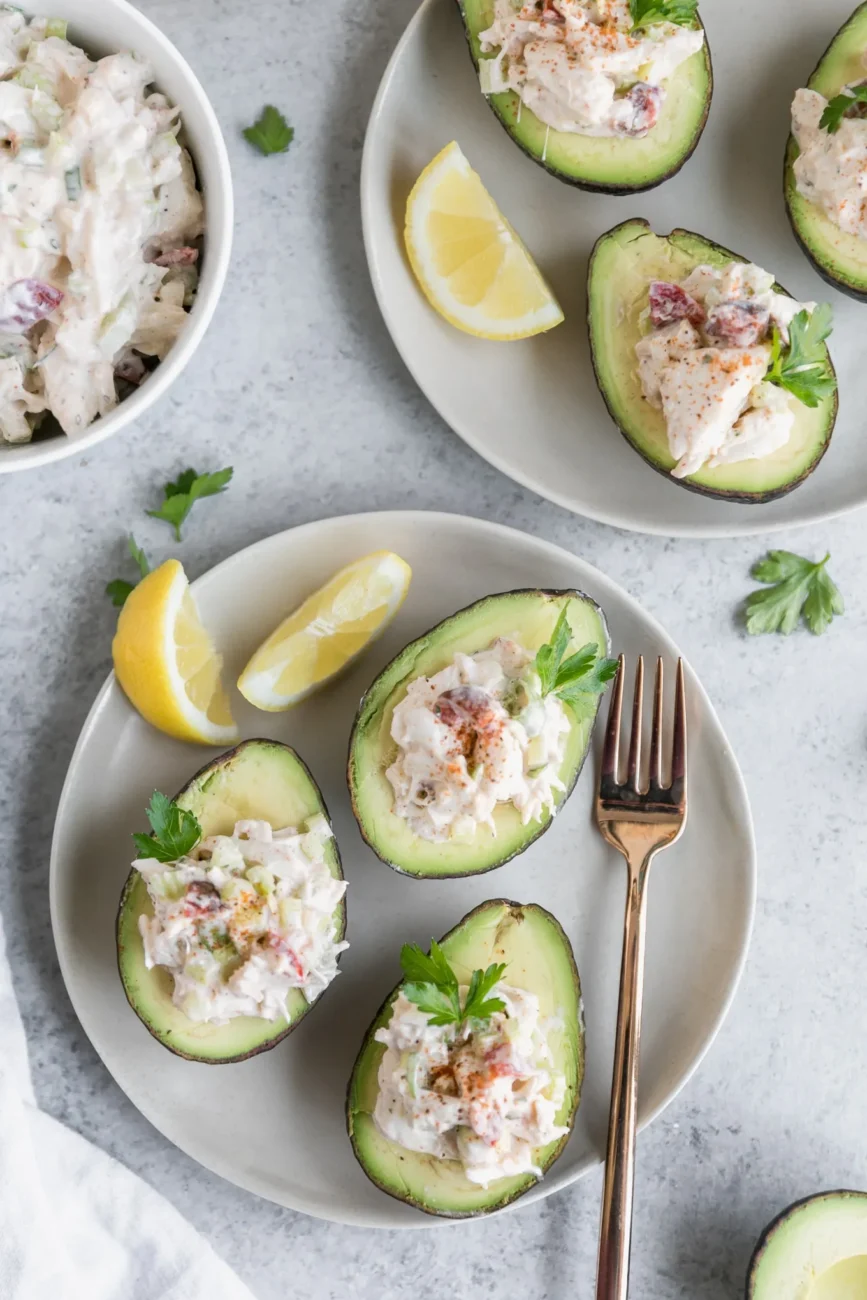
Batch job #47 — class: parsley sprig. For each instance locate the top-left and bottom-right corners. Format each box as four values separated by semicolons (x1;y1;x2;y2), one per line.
243;105;294;156
400;941;507;1028
745;551;844;636
147;466;233;541
629;0;698;30
132;792;202;863
535;608;619;711
820;84;867;133
105;534;150;608
766;305;836;410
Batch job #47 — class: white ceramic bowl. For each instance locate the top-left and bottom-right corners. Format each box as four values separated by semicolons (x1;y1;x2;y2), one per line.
0;0;233;474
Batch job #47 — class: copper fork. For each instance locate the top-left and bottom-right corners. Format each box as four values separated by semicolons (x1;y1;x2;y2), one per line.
594;656;688;1300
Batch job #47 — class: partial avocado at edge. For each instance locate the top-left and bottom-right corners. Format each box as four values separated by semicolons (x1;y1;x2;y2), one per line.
747;1190;867;1298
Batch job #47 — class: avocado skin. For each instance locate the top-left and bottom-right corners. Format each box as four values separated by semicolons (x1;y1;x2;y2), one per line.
347;588;610;879
587;219;838;504
346;898;583;1218
783;3;867;301
746;1190;867;1297
454;0;713;195
116;738;346;1064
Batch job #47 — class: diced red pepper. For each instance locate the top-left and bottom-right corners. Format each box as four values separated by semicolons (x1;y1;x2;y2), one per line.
152;246;199;268
616;83;662;138
704;300;770;348
649;281;706;330
0;279;63;333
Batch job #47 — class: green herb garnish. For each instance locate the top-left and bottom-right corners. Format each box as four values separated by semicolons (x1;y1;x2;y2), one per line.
745;551;843;636
105;534;150;608
133;792;202;863
400;941;507;1027
147;466;233;541
243;105;294;156
629;0;698;30
820;84;867;133
766;305;836;410
535;608;619;711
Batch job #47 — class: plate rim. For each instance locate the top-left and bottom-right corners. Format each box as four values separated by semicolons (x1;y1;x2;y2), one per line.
360;0;867;539
49;509;757;1228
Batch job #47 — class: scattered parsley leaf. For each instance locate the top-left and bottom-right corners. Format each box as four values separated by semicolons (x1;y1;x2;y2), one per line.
766;306;836;410
464;963;508;1023
147;466;233;541
105;534;151;608
820;84;867;133
630;0;697;29
400;943;508;1028
400;940;458;992
243;105;294;156
535;606;571;695
534;609;619;714
402;982;462;1027
132;791;202;863
745;551;844;636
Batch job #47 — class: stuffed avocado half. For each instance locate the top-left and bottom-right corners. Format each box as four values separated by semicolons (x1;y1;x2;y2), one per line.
348;589;612;879
785;4;867;300
457;0;713;194
347;899;583;1218
588;220;838;503
747;1191;867;1299
117;739;347;1064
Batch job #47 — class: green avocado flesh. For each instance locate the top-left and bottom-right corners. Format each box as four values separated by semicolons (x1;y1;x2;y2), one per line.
348;589;609;879
347;899;583;1218
785;3;867;300
748;1192;867;1299
457;0;712;193
588;219;837;503
116;739;345;1064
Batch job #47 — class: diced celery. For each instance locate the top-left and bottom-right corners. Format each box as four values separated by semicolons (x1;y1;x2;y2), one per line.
14;66;53;93
525;735;548;772
31;93;62;134
99;292;136;355
208;838;244;872
160;870;187;901
15;220;40;247
45;17;67;38
277;897;302;929
402;1051;423;1099
479;57;508;95
64;165;81;201
245;864;275;897
304;813;332;839
16;147;44;168
186;958;209;985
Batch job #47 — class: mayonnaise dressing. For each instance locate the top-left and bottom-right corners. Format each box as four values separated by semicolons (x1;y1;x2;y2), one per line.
791;86;867;240
478;0;703;137
374;985;569;1186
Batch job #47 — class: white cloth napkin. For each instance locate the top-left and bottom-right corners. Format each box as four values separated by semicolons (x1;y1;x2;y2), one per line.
0;913;257;1300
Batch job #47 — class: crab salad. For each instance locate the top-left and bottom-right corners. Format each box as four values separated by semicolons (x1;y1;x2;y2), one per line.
386;637;571;842
0;8;204;444
477;0;704;138
374;983;568;1185
791;83;867;241
136;816;347;1025
635;264;818;479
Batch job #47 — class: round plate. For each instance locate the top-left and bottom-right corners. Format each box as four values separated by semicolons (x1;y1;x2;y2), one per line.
50;511;755;1227
362;0;867;537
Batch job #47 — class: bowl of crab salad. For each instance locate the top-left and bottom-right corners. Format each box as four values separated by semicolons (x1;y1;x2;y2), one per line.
0;0;232;473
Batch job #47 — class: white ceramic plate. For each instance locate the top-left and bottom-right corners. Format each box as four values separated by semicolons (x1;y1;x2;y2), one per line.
50;511;755;1228
362;0;867;537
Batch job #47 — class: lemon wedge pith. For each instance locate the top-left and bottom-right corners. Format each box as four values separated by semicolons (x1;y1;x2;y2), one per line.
238;550;412;712
112;559;239;746
404;140;564;340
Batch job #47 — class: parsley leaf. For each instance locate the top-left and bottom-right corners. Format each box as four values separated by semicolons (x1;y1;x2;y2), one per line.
766;305;836;410
820;83;867;133
534;608;619;714
400;943;508;1028
630;0;697;29
243;105;294;156
132;791;202;863
147;466;233;541
745;551;844;636
105;534;151;608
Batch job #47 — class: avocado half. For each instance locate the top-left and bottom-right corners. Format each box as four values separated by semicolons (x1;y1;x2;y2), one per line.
117;739;346;1064
456;0;713;194
588;218;838;503
347;898;583;1218
784;4;867;300
747;1191;867;1299
347;589;610;879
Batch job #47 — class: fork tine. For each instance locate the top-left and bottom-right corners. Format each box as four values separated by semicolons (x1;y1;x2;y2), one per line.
627;656;644;792
649;657;664;789
601;654;625;781
671;658;687;798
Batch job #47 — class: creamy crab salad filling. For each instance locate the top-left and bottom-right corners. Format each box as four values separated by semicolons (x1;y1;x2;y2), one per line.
136;817;347;1025
791;85;867;240
478;0;703;137
385;637;571;842
0;8;204;443
635;263;816;478
374;984;568;1186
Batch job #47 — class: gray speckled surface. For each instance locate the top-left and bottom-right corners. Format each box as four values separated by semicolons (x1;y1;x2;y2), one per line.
2;0;867;1295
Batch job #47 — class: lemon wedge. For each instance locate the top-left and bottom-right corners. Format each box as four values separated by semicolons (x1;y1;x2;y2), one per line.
238;550;412;711
404;140;564;340
112;559;239;746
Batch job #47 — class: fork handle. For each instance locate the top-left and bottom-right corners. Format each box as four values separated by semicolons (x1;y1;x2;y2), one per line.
595;858;651;1300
